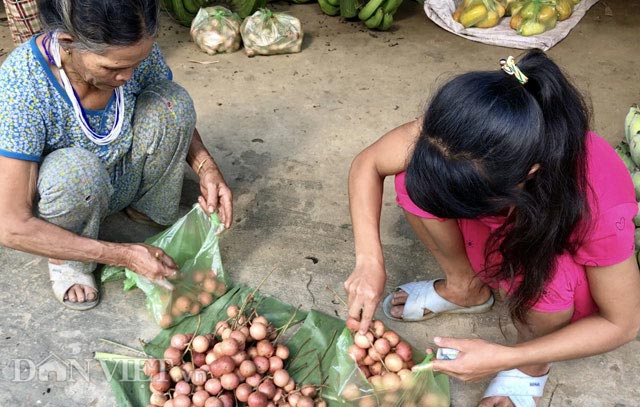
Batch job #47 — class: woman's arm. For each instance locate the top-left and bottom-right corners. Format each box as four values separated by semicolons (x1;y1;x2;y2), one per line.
186;128;233;228
0;156;177;280
344;119;422;333
431;255;640;381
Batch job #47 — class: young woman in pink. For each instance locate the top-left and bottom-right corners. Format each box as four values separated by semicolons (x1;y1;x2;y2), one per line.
344;50;640;406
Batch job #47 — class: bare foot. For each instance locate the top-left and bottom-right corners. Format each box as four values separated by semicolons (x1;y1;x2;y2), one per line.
50;260;97;303
388;279;492;318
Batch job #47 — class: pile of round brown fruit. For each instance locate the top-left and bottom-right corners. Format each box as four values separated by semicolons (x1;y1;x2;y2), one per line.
158;269;227;329
144;304;326;407
340;318;416;404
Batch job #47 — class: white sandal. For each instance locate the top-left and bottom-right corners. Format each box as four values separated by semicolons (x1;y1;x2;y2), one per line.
49;262;100;311
482;368;549;407
382;279;494;322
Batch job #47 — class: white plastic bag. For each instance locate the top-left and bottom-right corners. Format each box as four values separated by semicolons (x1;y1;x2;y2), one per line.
240;9;303;57
190;6;243;54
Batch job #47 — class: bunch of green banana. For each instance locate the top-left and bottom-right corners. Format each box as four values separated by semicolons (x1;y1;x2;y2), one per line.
357;0;403;30
318;0;340;16
162;0;262;26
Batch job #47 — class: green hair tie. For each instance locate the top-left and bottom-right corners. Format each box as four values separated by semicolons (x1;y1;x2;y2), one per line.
500;56;528;85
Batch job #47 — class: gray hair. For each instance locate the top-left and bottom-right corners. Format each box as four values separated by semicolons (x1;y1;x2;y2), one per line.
38;0;160;54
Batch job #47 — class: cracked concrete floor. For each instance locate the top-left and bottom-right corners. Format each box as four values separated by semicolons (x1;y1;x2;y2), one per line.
1;1;639;405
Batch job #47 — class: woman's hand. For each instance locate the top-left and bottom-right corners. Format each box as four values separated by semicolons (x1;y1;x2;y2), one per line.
124;243;179;283
198;167;233;229
430;337;514;382
344;257;387;334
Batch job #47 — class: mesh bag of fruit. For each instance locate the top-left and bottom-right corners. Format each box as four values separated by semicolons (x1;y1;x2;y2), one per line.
240;8;303;57
190;6;243;54
105;204;229;328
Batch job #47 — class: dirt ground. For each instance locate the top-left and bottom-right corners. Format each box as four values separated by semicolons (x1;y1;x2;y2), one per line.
1;1;639;406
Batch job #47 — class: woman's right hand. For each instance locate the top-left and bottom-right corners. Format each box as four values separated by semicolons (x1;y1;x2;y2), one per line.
344;257;387;334
124;243;179;283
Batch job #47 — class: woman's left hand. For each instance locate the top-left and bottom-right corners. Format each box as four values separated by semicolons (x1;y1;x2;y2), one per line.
430;337;514;382
198;167;233;229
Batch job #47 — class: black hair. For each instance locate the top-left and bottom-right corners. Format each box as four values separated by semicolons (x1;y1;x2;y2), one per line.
38;0;159;52
405;49;591;322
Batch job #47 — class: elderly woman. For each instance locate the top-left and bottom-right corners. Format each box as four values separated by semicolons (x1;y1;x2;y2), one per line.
0;0;233;310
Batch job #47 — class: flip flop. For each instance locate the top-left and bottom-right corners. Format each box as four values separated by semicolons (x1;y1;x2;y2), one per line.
49;262;100;311
382;278;494;322
482;368;549;407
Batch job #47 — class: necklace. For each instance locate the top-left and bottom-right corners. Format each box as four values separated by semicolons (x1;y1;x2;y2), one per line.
42;32;125;145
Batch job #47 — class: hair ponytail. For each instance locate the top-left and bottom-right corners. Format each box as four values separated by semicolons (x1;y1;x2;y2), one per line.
406;49;591;322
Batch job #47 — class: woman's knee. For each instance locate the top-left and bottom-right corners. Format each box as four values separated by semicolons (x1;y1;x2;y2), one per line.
37;148;112;220
137;79;196;130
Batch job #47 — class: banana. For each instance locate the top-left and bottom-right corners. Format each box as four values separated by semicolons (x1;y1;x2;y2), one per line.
625;105;640;144
319;0;340;15
182;0;200;14
359;0;385;21
327;0;340;6
170;0;195;26
380;12;393;30
364;7;384;28
383;0;402;14
340;0;359;18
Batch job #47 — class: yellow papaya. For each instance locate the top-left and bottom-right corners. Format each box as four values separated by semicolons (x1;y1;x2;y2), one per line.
475;10;501;27
463;0;482;8
518;19;546;36
507;1;524;16
460;3;488;27
538;5;555;24
520;1;537;20
496;2;506;17
556;0;573;20
453;6;464;22
510;13;523;29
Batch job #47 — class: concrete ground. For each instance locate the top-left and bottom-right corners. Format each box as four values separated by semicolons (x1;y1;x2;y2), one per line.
1;1;639;406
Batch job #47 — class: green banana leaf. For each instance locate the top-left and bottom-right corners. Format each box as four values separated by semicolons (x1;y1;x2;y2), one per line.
285;311;347;391
95;353;151;407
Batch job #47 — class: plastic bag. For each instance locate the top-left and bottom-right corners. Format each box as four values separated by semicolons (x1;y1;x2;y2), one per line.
328;328;450;406
240;8;303;57
190;6;243;54
103;204;228;328
452;0;506;28
508;0;575;35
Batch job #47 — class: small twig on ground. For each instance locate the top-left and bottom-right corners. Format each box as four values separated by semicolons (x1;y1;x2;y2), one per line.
325;285;348;308
99;338;148;357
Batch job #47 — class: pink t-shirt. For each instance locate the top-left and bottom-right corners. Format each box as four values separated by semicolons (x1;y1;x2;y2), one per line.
395;132;637;321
